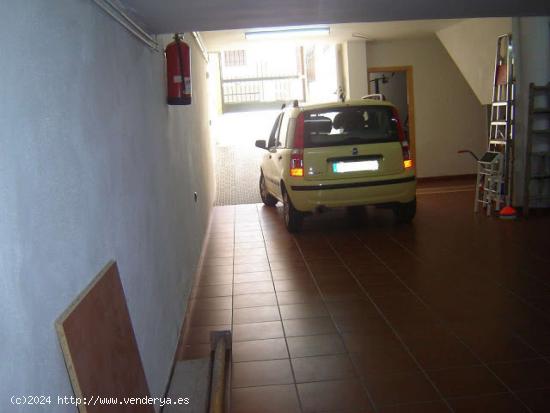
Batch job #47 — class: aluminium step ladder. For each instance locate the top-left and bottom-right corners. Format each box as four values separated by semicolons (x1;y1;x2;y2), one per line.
475;34;515;215
523;83;550;217
475;152;504;215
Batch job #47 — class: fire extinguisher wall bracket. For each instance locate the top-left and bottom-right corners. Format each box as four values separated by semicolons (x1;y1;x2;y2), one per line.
165;33;192;105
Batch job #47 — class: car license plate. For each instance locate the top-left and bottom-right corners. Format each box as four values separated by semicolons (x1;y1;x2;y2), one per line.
332;160;379;173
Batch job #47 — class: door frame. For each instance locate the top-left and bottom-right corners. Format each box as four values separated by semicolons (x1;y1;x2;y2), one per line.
367;66;416;164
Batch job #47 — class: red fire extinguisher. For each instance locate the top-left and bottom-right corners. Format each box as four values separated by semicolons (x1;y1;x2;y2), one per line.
165;33;191;105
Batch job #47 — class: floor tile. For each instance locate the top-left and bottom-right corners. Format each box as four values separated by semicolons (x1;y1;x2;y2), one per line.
373;295;437;325
348;336;418;375
516;388;550;413
233;321;284;342
185;196;550;412
196;274;233;286
235;263;271;274
313;265;356;277
307;257;343;269
271;268;311;280
279;303;329;320
234;271;272;284
452;323;539;363
234;241;266;250
232;359;294;388
233;306;281;324
274;278;318;293
234;255;270;265
489;358;550;391
234;251;267;261
200;264;233;277
192;284;233;298
364;370;440;406
233;338;289;362
204;249;234;259
277;290;324;305
427;365;507;398
333;314;393;336
297;379;373;413
325;299;379;318
292;354;356;383
448;393;529;413
190;309;232;326
233;280;275;295
203;256;233;266
268;253;304;263
515;327;550;356
361;280;411;297
270;261;308;271
233;292;277;308
402;331;479;370
356;272;398;287
287;334;346;358
231;384;301;413
283;317;337;337
378;401;451;413
319;282;366;302
190;296;232;311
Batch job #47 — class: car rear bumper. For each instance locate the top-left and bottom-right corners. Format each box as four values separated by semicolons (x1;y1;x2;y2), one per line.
287;175;416;211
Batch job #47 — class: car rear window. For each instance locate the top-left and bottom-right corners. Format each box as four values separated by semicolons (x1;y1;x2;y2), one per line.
303;106;400;148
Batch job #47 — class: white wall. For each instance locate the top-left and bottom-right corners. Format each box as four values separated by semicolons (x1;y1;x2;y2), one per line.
513;16;550;206
342;40;369;100
436;18;513;104
366;36;486;178
0;2;214;411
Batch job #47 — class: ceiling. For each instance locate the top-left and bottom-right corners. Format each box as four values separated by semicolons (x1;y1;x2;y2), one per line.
201;19;465;51
119;0;549;34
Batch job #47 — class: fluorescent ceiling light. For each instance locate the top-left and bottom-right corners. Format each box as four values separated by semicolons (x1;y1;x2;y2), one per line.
245;26;330;40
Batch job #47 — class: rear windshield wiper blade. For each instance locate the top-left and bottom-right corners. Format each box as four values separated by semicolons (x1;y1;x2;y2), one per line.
342;136;396;145
342;137;365;144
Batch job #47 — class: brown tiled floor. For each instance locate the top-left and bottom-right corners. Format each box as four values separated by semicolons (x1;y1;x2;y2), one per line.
177;186;550;412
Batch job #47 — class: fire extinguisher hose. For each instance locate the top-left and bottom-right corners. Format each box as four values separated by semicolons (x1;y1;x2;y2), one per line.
175;34;186;98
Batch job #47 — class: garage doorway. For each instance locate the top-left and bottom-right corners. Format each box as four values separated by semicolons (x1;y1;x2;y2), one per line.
368;66;416;165
212;44;339;206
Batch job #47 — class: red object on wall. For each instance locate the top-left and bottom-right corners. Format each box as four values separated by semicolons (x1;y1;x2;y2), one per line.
165;34;191;105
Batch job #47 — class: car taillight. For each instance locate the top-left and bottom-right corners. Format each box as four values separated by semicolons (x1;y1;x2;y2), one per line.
290;113;305;177
392;107;413;169
402;140;413;169
290;151;304;177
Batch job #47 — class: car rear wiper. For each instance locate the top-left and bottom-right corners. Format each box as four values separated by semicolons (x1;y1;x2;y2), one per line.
342;137;365;144
342;136;396;145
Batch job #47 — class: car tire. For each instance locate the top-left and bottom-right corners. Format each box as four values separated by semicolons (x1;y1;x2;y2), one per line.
283;189;303;233
259;174;278;207
394;198;416;223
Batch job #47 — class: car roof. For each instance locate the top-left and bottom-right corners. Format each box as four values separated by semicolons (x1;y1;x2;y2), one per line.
299;99;394;111
281;99;397;118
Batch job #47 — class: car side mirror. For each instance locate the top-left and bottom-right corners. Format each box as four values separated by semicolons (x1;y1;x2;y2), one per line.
255;140;267;150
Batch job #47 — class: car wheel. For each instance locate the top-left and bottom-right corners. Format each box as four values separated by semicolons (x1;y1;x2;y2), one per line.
283;189;303;233
259;174;278;207
394;198;416;223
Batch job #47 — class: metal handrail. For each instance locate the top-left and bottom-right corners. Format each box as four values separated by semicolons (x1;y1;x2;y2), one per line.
209;331;231;413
